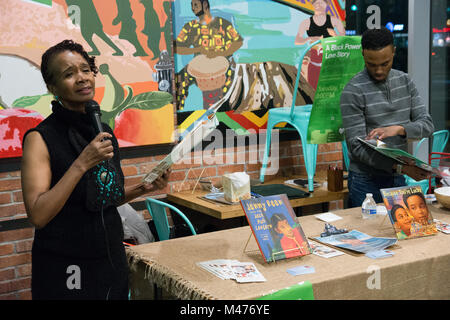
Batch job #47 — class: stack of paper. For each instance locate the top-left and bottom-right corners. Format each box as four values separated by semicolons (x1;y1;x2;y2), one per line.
314;212;342;223
197;259;266;283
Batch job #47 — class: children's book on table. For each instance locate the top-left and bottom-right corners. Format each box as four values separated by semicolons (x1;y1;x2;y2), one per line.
240;194;311;263
380;185;437;240
313;230;397;254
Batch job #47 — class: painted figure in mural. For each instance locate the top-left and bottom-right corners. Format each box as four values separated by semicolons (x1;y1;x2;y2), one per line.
140;0;162;59
295;0;345;89
340;27;434;208
112;0;148;56
175;0;243;110
162;0;173;57
21;40;170;299
65;0;123;56
140;0;173;59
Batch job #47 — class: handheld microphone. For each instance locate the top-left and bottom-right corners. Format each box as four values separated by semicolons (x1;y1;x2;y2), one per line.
85;100;104;134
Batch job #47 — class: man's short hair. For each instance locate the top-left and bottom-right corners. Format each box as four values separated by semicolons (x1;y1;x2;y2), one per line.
361;27;394;51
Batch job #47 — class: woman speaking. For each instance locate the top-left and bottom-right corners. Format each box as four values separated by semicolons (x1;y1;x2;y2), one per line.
21;40;169;300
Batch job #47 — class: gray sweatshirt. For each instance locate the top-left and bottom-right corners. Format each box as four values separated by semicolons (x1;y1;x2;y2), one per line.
340;68;434;176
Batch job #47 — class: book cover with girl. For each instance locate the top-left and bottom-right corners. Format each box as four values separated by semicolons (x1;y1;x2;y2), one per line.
241;194;311;262
381;185;437;240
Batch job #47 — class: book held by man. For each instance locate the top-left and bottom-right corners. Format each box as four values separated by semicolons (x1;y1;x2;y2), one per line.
357;137;434;171
240;194;311;263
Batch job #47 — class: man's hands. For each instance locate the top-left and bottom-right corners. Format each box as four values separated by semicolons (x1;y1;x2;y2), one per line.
369;126;431;181
366;125;406;141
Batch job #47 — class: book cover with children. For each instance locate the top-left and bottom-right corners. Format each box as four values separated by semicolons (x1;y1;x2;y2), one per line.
380;185;437;240
240;194;311;262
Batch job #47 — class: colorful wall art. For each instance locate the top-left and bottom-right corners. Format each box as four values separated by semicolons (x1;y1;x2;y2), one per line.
173;0;346;136
0;0;347;159
0;0;175;159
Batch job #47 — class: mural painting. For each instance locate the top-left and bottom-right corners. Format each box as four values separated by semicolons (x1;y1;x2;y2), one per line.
0;0;347;159
173;0;346;136
0;0;174;159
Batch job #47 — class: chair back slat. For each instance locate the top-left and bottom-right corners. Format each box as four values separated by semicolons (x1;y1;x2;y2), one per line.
146;200;171;241
145;198;197;242
431;130;449;167
290;40;321;119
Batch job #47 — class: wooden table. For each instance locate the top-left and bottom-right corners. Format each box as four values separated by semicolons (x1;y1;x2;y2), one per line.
127;204;450;300
167;175;348;220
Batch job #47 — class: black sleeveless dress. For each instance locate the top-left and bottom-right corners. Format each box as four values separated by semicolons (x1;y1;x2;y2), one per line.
307;14;334;38
24;101;128;300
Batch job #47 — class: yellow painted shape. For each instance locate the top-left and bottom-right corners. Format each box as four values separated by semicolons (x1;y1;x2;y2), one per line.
178;110;206;133
241;111;268;127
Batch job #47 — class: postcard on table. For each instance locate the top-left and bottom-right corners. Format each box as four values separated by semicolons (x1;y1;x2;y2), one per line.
314;212;342;223
308;240;344;258
287;265;316;276
229;262;266;283
197;259;237;280
434;219;450;234
365;250;395;259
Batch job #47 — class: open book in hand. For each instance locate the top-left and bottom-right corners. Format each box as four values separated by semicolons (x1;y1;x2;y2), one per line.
142;113;219;184
357;137;434;172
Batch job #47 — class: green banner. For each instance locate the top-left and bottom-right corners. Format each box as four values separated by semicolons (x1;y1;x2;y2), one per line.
256;281;314;300
307;36;365;144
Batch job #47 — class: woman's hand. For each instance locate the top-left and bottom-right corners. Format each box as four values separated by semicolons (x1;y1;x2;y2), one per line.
121;169;171;205
74;132;114;172
141;169;171;193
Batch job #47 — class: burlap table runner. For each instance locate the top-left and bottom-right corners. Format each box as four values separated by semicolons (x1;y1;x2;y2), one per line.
127;205;450;300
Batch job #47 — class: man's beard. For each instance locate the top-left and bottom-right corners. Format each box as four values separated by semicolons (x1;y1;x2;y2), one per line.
195;9;204;17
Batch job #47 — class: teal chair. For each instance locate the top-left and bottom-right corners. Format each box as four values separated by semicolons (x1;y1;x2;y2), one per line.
145;198;196;241
143;198;197;300
260;40;321;192
341;139;350;171
404;129;450;193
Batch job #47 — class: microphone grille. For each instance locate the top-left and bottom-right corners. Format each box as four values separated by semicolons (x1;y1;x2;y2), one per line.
85;100;100;114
